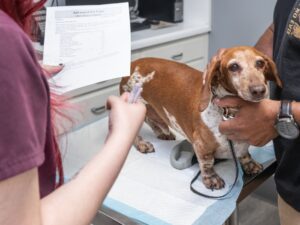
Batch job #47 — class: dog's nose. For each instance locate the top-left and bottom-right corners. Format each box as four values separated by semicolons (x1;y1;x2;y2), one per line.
249;85;266;98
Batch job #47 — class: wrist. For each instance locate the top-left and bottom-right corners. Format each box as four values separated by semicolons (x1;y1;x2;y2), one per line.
264;99;280;125
291;101;300;124
105;131;136;149
275;100;300;139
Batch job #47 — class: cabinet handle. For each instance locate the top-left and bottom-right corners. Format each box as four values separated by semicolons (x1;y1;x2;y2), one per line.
91;106;106;115
171;53;183;61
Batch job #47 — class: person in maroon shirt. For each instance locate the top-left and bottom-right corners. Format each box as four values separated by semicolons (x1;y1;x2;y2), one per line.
0;1;146;225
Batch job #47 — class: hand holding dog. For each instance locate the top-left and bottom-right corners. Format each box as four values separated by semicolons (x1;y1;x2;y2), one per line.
215;96;280;146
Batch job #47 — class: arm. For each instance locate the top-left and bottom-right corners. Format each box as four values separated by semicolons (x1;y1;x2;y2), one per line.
0;93;146;225
255;24;274;58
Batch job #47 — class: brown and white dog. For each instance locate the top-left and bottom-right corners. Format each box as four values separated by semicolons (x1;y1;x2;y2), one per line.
120;46;282;190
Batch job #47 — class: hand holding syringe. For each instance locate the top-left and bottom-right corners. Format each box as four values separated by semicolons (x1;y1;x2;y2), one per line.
105;81;146;144
128;83;143;104
125;67;155;104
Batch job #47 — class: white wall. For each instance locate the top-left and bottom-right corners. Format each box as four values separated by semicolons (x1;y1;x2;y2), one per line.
209;0;277;58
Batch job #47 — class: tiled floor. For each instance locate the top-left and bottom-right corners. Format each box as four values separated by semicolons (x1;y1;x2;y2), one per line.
239;195;280;225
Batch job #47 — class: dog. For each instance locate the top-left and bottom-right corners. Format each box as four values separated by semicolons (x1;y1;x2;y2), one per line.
120;46;282;190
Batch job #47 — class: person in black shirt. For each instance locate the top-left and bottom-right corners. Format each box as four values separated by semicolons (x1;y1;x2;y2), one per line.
214;0;300;224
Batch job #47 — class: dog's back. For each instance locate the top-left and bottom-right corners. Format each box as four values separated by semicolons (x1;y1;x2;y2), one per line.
120;57;204;140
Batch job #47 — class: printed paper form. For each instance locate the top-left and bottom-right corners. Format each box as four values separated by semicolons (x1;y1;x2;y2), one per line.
43;3;131;94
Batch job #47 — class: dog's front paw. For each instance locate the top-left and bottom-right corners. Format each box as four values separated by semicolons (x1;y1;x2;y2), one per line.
136;141;155;153
242;160;263;175
157;132;176;140
202;174;225;190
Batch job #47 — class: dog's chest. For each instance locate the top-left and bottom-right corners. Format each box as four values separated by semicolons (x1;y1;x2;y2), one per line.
200;102;248;158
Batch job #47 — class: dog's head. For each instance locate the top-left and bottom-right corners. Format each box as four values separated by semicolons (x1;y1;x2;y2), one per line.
200;46;282;111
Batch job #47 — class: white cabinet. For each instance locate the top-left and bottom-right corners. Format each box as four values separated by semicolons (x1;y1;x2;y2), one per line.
136;34;208;71
187;58;206;71
131;50;142;61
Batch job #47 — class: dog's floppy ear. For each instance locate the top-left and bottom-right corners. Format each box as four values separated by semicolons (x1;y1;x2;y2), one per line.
263;54;283;88
200;49;226;111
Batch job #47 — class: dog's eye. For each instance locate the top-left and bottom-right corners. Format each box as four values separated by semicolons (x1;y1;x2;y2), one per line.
256;60;265;68
228;63;240;72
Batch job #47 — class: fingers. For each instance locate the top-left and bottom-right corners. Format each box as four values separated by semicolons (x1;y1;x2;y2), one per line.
41;64;64;75
106;92;128;110
121;92;143;104
226;134;244;142
224;129;247;142
106;93;145;110
218;119;245;141
107;93;129;110
219;119;236;135
120;92;130;101
213;96;245;108
106;95;119;110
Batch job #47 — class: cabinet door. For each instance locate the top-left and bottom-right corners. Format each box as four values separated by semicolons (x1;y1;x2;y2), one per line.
140;34;208;63
131;50;142;61
187;58;206;71
57;85;119;134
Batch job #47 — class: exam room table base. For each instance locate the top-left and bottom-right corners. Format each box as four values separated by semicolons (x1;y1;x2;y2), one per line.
92;159;277;225
223;158;277;225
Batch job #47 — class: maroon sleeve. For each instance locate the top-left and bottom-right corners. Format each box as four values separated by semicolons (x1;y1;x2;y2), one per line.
0;18;48;180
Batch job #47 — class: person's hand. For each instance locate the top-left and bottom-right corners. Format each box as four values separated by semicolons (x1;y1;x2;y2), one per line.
214;96;280;146
106;92;146;144
40;64;64;78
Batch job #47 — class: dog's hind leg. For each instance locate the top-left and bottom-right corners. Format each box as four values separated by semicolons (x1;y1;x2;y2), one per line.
145;105;176;140
146;117;176;140
134;104;175;154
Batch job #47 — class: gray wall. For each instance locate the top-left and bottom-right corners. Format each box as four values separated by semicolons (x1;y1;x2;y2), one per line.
209;0;277;58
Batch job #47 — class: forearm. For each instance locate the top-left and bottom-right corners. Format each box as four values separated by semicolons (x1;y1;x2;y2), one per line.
41;134;134;225
255;24;274;58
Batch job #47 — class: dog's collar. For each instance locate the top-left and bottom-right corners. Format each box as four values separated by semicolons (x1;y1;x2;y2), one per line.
222;107;237;120
211;86;238;121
